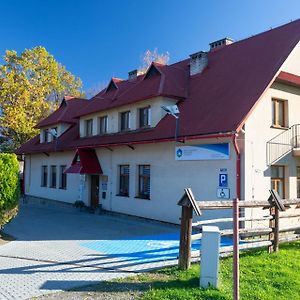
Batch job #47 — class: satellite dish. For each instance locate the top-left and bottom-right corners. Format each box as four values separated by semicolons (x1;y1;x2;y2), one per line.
161;105;180;119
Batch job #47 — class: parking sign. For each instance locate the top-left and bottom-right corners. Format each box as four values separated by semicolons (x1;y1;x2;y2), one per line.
219;174;228;187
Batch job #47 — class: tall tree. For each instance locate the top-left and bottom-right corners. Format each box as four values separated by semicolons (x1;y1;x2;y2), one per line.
138;48;170;74
0;46;84;152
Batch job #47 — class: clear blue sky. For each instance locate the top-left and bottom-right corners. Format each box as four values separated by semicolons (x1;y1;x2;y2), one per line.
1;0;300;94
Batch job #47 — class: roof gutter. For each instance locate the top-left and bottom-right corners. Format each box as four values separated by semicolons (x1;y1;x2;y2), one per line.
76;131;236;150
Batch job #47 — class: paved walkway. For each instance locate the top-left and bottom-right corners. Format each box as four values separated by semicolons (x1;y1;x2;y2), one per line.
0;203;180;300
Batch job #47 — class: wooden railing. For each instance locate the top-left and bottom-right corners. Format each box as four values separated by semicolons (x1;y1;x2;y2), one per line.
177;188;300;270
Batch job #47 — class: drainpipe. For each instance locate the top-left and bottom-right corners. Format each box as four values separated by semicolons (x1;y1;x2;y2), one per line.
232;133;241;300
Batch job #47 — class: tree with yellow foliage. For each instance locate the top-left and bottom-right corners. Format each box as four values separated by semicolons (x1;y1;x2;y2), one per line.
0;46;84;152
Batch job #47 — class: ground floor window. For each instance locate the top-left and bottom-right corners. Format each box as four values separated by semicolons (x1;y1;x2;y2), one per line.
50;165;57;188
41;166;48;187
271;165;285;198
138;165;150;199
119;165;129;196
59;165;67;189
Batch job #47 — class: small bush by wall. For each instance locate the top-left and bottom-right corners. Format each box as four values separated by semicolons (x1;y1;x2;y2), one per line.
0;153;20;227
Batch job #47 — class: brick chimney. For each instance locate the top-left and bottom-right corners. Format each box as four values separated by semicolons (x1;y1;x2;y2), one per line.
189;51;208;76
210;38;234;51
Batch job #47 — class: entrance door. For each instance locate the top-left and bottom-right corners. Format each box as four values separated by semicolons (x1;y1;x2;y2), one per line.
90;175;100;208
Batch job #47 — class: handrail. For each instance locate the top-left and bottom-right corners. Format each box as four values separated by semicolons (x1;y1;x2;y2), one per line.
267;124;300;165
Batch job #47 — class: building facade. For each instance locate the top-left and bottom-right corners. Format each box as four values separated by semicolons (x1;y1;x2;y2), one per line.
18;20;300;225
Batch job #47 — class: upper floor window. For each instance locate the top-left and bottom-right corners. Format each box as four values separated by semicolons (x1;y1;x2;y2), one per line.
59;165;67;190
51;127;58;140
50;165;57;188
98;116;108;135
42;129;49;143
272;98;287;128
41;166;48;187
137;165;150;199
120;111;130;131
271;165;285;198
139;107;151;128
85;119;93;136
119;165;129;196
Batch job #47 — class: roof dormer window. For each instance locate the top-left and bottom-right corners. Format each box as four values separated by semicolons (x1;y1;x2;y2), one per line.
144;64;161;80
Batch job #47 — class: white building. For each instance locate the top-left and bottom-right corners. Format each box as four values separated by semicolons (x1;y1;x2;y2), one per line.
17;20;300;224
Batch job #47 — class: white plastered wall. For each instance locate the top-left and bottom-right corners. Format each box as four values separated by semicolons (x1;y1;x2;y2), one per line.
79;96;177;137
24;151;90;205
25;138;237;225
96;138;237;224
243;41;300;227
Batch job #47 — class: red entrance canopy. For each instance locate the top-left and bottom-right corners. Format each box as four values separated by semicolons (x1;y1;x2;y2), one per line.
65;148;103;174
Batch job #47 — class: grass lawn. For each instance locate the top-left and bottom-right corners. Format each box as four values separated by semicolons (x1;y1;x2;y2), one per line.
120;241;300;300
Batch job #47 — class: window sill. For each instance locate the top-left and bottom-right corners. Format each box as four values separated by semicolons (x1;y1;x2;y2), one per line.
116;194;129;198
49;186;57;189
135;195;150;200
41;185;47;188
270;125;288;130
59;187;67;190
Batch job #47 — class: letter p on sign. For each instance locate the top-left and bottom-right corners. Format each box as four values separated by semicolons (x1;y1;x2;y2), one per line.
219;174;228;187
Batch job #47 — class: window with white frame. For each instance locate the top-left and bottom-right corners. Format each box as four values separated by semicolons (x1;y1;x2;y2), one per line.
119;165;129;196
120;111;130;131
59;165;67;189
272;98;287;128
85;119;93;136
98;116;108;135
41;166;48;187
50;165;57;188
137;165;150;199
271;165;285;198
139;107;151;128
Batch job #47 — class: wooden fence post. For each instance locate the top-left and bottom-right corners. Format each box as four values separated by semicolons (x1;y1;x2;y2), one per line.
268;205;275;253
274;207;279;252
178;205;193;270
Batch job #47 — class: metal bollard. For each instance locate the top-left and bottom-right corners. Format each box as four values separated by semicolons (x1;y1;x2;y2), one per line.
200;225;221;288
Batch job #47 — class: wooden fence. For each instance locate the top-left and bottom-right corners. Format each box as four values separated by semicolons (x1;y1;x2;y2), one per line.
177;188;300;270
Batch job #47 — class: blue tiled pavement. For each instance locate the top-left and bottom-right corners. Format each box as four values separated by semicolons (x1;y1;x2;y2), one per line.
81;232;233;264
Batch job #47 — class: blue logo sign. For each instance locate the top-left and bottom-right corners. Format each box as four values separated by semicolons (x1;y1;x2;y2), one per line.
176;149;183;158
219;174;228;187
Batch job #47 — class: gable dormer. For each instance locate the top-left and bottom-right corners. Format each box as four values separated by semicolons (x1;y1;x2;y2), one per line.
105;77;122;93
143;63;162;80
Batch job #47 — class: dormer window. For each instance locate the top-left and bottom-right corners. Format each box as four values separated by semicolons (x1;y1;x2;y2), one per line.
85;119;93;136
120;111;130;131
144;64;161;80
42;129;48;143
139;107;151;128
51;127;57;140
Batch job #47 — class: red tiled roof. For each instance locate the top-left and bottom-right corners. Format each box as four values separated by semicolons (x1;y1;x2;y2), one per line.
17;19;300;155
36;97;88;128
276;71;300;87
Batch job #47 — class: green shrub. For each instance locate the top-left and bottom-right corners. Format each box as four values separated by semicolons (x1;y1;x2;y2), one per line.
0;153;20;226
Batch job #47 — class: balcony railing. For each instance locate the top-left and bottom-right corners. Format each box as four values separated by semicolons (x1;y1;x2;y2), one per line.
267;124;300;165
